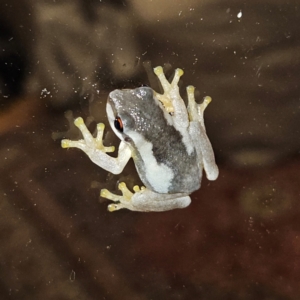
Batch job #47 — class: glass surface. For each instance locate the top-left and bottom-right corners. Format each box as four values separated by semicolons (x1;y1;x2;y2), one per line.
0;0;299;299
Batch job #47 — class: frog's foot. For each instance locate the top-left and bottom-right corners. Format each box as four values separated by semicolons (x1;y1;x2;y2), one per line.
61;117;115;153
187;85;212;125
101;182;145;212
153;66;184;114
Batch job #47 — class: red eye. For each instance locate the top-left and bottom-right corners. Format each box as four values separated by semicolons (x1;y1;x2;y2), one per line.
114;117;123;132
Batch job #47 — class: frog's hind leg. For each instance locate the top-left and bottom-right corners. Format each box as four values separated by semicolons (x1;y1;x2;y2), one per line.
101;182;136;212
101;182;191;212
131;190;191;212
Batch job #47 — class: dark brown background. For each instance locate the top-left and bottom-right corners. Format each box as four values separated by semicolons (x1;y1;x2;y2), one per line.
0;0;299;299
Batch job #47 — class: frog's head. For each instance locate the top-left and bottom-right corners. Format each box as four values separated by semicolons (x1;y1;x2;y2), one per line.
107;87;161;143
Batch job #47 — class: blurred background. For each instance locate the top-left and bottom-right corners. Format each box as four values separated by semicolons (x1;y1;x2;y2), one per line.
0;0;300;299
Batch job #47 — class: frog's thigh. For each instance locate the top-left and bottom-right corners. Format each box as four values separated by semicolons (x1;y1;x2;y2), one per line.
132;190;191;212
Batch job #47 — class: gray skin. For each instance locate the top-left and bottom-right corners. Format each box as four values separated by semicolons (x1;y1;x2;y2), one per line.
107;87;201;194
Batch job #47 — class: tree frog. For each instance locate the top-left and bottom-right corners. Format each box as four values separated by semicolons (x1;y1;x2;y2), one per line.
61;66;219;212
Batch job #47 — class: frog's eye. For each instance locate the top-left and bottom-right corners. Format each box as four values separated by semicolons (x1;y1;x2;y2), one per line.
114;117;123;132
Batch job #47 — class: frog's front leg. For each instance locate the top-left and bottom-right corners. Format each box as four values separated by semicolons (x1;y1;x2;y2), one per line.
102;182;191;212
61;117;131;174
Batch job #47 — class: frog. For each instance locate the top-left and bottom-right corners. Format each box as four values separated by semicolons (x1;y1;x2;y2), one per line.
61;66;219;212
